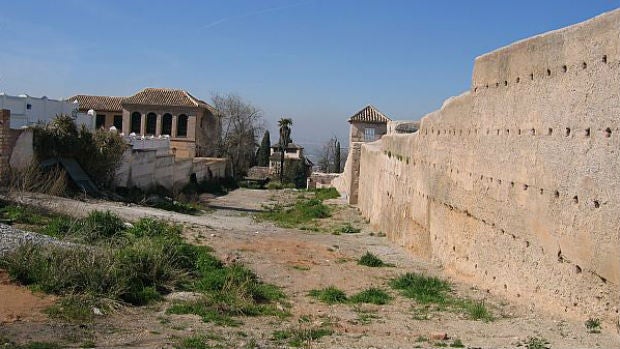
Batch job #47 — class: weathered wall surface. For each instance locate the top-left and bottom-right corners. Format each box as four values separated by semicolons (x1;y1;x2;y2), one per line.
351;10;620;323
8;130;34;170
115;150;228;191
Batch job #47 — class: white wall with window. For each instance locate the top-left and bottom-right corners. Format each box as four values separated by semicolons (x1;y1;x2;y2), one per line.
0;93;79;129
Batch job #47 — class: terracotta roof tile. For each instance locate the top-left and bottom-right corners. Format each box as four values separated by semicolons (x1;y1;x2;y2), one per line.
122;88;216;113
67;95;123;112
348;105;391;123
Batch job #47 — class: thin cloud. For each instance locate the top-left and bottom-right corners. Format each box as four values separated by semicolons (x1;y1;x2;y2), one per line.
201;0;310;30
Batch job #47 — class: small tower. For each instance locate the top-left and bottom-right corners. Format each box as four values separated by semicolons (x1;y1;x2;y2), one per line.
348;105;391;145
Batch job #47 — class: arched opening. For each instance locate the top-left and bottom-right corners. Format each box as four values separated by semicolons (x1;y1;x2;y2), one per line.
162;113;172;136
177;114;188;137
130;112;141;134
146;112;157;135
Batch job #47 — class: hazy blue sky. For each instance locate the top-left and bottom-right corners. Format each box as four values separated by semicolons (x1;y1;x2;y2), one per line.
1;1;618;149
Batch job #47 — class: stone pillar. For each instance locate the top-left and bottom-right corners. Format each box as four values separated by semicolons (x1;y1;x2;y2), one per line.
155;114;162;136
171;115;178;138
0;109;11;184
140;113;146;136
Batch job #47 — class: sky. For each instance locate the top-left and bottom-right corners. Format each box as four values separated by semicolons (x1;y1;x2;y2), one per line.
1;0;619;152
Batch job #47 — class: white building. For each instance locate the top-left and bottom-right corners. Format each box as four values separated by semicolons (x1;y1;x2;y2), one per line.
0;93;88;129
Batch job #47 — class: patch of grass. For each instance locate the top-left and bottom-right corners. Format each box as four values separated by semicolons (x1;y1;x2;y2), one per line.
80;340;96;348
389;273;451;304
151;199;200;215
174;334;213;349
358;251;392;267
45;295;109;323
168;262;287;325
272;326;333;347
1;209;286;326
450;339;465;348
390;272;493;321
0;202;46;225
585;317;601;333
458;299;493;321
518;336;551;349
308;286;347;304
349;288;392;305
257;199;331;228
311;188;340;201
353;308;380;325
334;223;361;234
0;339;64;349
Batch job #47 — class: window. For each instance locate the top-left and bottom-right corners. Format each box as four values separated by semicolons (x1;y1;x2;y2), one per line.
146;112;157;135
113;115;122;129
162;113;172;135
364;127;376;142
177;114;188;137
26;103;32;110
130;112;141;133
96;114;106;129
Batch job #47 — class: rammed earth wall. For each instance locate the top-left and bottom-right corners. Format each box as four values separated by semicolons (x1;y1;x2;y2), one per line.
344;10;620;323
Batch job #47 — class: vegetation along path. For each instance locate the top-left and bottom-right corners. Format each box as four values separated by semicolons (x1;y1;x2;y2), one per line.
1;188;618;348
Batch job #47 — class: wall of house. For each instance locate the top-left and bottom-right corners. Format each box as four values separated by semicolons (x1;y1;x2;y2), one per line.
121;105;205;158
343;9;620;323
0;94;76;129
349;122;387;143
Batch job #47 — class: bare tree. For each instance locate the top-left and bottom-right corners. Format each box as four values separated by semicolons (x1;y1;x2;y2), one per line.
317;136;345;173
212;93;264;177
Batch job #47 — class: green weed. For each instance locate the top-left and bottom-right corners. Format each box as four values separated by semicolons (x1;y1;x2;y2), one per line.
390;272;493;321
358;251;392;267
334;223;361;234
349;288;392;305
312;188;340;201
585;317;601;333
257;199;331;228
308;286;347;304
272;326;333;347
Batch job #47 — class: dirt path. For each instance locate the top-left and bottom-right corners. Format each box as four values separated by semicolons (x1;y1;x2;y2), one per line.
1;189;619;348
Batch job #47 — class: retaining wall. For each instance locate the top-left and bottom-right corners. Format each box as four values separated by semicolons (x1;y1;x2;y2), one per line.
348;10;620;323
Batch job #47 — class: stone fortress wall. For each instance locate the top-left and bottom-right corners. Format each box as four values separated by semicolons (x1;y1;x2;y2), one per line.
340;10;620;323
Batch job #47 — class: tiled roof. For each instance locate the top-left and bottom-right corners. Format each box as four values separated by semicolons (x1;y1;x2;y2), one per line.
67;95;124;112
348;105;391;123
122;88;216;112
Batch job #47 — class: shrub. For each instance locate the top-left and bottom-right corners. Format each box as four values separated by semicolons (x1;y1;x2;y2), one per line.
266;181;284;190
349;288;392;305
126;218;182;240
334;223;361;234
358;251;390;267
389;272;452;304
308;286;347;304
272;326;333;347
585;317;601;333
33;115;127;189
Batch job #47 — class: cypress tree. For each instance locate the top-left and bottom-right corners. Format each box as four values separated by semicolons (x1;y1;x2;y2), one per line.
334;140;341;173
257;130;271;166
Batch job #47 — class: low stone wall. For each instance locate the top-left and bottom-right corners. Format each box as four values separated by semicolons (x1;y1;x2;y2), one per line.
308;172;341;190
115;149;228;191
